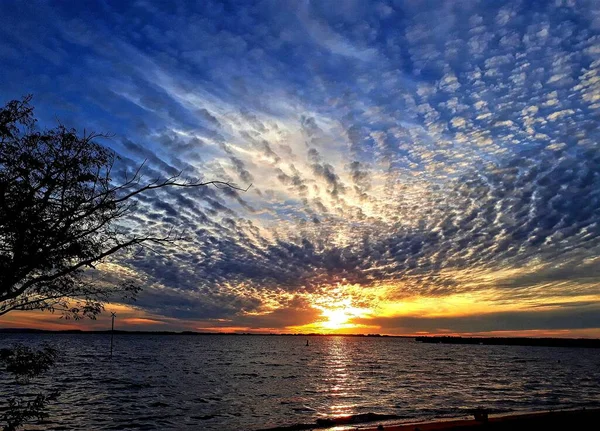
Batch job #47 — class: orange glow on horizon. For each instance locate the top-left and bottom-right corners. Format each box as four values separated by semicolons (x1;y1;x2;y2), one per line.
0;303;175;331
298;295;374;332
2;291;600;339
122;318;167;326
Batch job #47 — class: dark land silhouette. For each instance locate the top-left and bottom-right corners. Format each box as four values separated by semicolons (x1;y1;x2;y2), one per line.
257;408;600;431
416;336;600;348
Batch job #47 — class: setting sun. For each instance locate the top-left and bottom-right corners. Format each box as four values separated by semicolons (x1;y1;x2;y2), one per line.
321;308;353;329
313;298;371;331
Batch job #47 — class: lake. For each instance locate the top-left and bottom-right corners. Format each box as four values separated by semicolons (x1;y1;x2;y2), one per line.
1;334;599;430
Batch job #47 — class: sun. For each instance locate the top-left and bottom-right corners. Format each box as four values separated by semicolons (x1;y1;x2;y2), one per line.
315;298;371;331
321;308;353;329
287;286;378;333
288;299;376;333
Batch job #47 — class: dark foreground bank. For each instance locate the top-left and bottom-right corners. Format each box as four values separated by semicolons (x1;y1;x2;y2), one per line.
258;408;600;431
357;408;600;431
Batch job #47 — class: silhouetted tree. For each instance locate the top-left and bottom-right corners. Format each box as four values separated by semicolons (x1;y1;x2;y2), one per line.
0;96;248;318
0;96;248;429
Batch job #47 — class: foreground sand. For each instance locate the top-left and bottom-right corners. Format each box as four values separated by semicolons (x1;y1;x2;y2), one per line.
338;408;600;431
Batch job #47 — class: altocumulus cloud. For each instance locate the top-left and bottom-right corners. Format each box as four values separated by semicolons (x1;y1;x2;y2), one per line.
2;0;600;333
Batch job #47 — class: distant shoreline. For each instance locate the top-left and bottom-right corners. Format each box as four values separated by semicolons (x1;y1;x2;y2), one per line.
416;335;600;348
0;328;405;337
1;328;599;346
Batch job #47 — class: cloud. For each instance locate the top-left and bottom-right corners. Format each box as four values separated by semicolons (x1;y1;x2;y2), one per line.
296;0;378;61
2;0;600;333
357;304;600;334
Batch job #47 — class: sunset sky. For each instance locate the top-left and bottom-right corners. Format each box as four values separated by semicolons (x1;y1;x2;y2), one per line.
1;0;600;336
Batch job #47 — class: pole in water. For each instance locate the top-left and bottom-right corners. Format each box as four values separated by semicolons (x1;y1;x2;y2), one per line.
110;312;116;358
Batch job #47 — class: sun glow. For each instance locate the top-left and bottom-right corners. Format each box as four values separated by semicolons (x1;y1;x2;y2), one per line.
314;298;371;331
320;308;355;329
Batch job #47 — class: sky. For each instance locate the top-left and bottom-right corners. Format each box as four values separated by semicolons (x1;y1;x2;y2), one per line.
1;0;600;336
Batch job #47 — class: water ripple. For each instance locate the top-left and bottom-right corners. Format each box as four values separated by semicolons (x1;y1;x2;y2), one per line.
1;335;599;430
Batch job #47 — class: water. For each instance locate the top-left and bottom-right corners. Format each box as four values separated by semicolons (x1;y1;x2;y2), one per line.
1;334;599;430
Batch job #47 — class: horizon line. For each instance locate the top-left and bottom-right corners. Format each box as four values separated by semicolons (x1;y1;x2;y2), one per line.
2;327;600;341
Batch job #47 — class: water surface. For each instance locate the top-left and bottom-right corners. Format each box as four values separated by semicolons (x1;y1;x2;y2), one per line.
1;334;599;430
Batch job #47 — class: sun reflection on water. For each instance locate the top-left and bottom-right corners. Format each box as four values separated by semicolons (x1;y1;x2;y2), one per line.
317;337;362;418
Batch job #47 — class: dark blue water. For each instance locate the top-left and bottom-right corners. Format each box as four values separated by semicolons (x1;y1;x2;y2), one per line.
1;334;599;430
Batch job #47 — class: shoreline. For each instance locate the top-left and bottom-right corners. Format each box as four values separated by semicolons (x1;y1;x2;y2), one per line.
2;329;600;347
333;408;600;431
415;336;600;348
256;408;600;431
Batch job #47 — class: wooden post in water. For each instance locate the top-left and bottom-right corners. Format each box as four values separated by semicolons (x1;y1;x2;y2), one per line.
110;312;116;358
